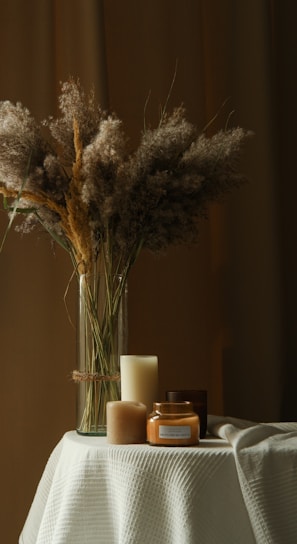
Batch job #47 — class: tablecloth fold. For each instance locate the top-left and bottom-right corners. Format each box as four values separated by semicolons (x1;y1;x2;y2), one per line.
208;415;297;544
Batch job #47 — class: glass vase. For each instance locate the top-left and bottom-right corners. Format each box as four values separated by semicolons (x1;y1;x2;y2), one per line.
73;262;128;435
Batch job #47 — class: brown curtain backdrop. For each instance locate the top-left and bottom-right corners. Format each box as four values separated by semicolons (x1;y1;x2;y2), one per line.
0;1;295;542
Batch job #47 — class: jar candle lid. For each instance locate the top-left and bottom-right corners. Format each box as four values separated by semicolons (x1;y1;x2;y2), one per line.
153;401;194;414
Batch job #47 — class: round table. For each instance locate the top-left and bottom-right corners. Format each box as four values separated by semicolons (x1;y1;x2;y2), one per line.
19;431;255;544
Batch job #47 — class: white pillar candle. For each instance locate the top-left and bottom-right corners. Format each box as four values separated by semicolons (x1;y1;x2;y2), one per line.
106;401;147;444
120;355;159;415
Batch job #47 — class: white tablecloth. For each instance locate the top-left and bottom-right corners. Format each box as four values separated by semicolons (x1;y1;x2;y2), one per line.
19;417;297;544
208;416;297;544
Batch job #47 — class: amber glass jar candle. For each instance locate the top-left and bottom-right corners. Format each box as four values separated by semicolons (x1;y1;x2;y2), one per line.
147;401;199;446
166;390;207;438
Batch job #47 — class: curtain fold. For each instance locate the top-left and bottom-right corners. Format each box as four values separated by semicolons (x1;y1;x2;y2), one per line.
272;0;297;421
0;2;109;542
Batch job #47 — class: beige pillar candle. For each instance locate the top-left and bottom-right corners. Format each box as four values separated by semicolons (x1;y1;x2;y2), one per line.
106;401;147;444
120;355;159;415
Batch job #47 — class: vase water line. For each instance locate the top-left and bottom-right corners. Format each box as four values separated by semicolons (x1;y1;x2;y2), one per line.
74;264;128;435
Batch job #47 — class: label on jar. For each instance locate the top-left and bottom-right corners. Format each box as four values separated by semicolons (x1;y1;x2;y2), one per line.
159;425;191;439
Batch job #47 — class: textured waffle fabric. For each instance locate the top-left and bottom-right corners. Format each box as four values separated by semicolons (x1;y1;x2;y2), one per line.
20;420;297;544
